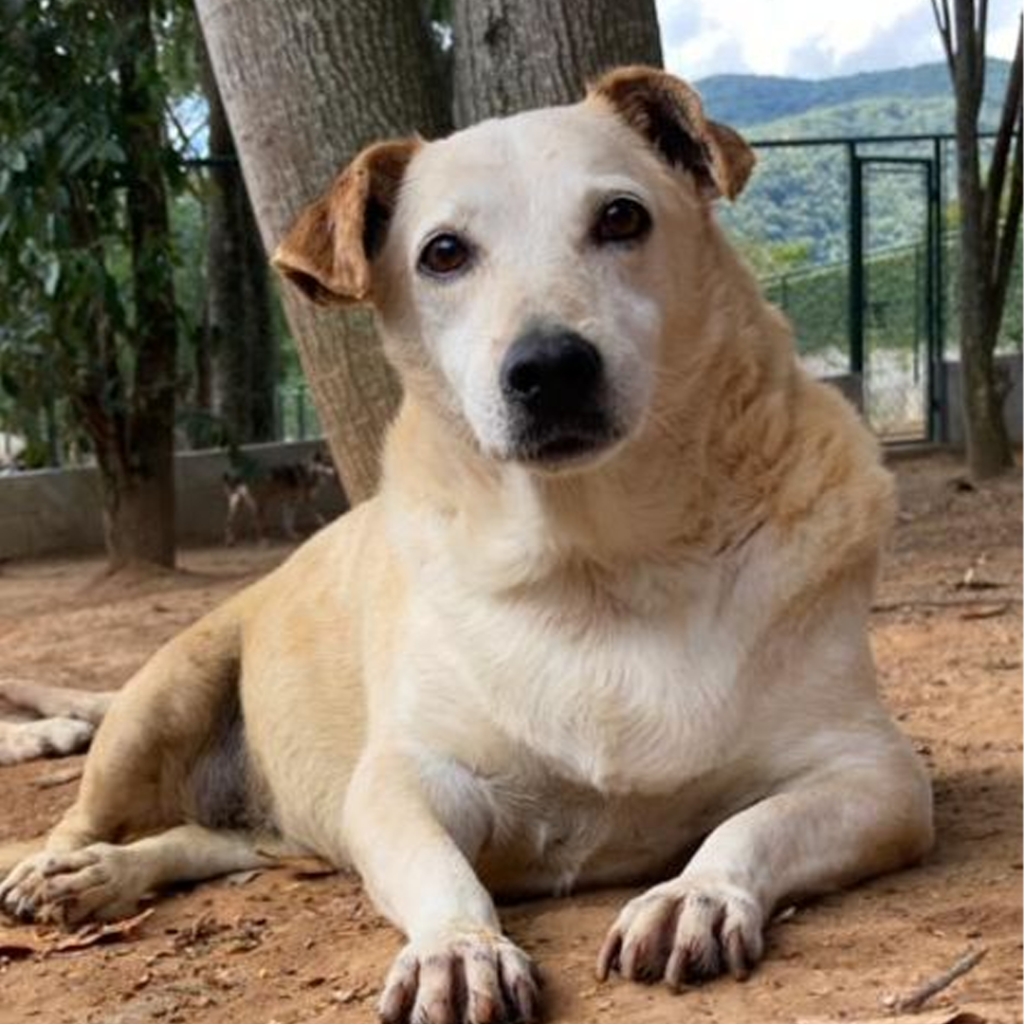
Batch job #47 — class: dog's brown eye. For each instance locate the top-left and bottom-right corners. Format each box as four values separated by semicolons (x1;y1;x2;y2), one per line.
418;233;472;277
594;197;651;245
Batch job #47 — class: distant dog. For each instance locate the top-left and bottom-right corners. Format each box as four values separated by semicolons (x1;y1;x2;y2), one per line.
223;449;336;545
0;67;931;1024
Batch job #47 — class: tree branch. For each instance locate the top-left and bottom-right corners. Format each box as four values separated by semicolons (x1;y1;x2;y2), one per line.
983;19;1022;257
976;0;989;83
931;0;955;74
954;0;984;121
991;123;1022;343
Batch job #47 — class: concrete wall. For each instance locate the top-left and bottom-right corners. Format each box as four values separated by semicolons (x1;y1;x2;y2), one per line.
821;358;1022;447
822;373;864;412
942;353;1023;447
0;441;347;560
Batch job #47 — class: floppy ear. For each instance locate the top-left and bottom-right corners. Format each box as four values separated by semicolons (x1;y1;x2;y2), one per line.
588;66;755;201
272;138;421;305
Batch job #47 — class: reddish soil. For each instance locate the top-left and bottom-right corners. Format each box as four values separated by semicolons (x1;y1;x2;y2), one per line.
0;451;1020;1024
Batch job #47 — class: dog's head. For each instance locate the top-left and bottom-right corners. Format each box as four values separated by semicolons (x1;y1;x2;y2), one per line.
274;67;754;473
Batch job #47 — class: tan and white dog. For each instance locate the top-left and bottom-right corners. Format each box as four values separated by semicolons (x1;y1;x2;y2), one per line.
0;68;932;1024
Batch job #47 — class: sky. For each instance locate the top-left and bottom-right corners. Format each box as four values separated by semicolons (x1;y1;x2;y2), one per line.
656;0;1022;80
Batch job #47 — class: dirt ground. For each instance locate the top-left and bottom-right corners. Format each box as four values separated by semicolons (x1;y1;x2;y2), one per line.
0;451;1020;1024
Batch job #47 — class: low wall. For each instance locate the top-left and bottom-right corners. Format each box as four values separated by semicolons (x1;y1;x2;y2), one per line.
941;353;1023;447
821;373;864;411
821;357;1022;446
0;441;347;560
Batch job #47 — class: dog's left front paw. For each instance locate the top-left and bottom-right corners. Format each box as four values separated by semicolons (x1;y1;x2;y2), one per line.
596;877;765;990
378;927;541;1024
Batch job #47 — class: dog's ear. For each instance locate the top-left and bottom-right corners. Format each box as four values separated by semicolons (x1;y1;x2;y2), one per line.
272;138;420;305
588;66;755;201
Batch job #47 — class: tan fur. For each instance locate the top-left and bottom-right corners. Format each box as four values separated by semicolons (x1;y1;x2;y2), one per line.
273;138;421;304
590;65;756;198
1;67;931;1024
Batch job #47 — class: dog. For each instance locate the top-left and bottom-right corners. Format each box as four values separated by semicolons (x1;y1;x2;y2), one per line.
0;67;932;1024
223;449;337;545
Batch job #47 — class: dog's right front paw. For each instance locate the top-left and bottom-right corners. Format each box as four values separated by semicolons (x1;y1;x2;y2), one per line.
0;845;141;926
378;927;541;1024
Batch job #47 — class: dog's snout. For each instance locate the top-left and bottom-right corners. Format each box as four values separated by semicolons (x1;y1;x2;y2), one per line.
501;329;604;419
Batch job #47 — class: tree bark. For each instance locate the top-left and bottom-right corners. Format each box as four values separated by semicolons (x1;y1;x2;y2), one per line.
452;0;662;126
934;0;1016;479
109;0;179;567
196;0;449;503
198;36;278;445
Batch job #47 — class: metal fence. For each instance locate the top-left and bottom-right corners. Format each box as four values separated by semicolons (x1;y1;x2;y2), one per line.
727;131;1021;443
275;383;321;442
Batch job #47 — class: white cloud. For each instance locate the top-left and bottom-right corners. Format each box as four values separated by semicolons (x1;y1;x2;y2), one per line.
656;0;1021;79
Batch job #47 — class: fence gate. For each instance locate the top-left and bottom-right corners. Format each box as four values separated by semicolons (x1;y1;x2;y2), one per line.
850;155;941;441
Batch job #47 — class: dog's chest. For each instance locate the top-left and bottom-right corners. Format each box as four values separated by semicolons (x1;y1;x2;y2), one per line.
406;556;753;797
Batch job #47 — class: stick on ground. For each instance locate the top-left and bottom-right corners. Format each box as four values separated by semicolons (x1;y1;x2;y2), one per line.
886;946;988;1013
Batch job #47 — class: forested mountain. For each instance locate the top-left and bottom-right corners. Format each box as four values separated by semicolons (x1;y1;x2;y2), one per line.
697;60;1012;268
697;59;1010;132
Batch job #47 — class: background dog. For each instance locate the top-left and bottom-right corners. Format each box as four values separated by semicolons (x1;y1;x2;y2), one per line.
223;448;337;545
0;67;932;1024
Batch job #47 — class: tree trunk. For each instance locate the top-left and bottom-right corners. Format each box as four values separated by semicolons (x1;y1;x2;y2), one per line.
110;0;179;568
196;0;449;503
99;460;176;568
199;36;278;445
936;0;1016;479
955;114;1013;478
452;0;662;126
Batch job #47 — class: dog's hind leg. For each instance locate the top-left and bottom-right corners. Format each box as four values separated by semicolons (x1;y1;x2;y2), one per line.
0;681;116;765
1;596;255;907
0;824;273;925
0;718;96;766
0;679;114;725
280;500;299;540
224;488;244;546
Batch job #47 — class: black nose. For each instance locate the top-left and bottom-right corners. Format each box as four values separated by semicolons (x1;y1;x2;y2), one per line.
500;328;604;420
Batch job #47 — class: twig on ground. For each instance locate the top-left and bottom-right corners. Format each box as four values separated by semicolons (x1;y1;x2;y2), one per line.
955;566;1006;591
872;597;1021;614
883;946;988;1013
31;765;84;789
959;603;1010;621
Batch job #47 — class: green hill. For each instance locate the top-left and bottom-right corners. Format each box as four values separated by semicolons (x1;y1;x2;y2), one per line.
696;60;1011;130
699;60;1013;266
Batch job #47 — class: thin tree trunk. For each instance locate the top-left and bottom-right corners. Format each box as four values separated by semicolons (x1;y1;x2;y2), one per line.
453;0;662;126
110;0;178;567
934;0;1015;478
196;0;448;503
199;35;278;446
951;70;1008;477
240;194;277;442
954;135;1014;475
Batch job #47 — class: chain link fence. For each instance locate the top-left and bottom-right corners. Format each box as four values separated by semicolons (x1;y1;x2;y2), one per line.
275;383;321;442
728;133;1022;442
